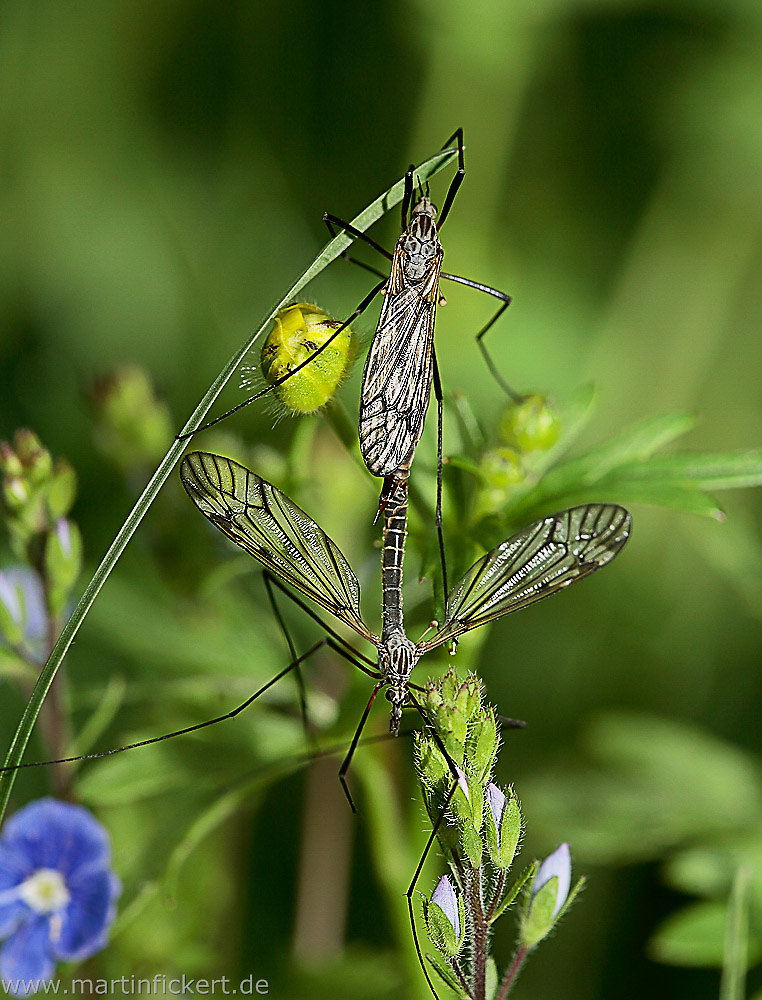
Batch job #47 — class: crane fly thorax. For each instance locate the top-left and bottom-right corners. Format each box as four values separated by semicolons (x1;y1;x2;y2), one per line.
379;633;419;735
400;197;442;282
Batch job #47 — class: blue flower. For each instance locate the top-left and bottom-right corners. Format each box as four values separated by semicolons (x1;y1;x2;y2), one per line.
0;799;120;989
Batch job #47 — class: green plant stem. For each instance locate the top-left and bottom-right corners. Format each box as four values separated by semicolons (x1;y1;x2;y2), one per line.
450;957;471;997
495;944;528;1000
469;864;489;1000
0;143;459;822
485;870;506;922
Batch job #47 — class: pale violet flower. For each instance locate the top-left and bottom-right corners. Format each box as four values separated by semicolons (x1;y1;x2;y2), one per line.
532;842;571;919
0;566;47;660
431;875;460;940
486;783;506;842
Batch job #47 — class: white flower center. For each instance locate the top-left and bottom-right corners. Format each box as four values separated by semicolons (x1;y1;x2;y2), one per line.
18;868;70;914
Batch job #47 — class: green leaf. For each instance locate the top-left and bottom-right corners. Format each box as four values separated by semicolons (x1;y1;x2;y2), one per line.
549;412;697;486
426;953;468;997
588;480;725;519
604;450;762;490
649;901;738;968
0;142;459;822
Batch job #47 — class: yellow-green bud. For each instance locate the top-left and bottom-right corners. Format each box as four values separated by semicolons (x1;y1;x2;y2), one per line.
259;303;356;415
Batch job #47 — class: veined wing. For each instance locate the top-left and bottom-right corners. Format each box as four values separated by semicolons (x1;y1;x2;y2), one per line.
359;256;442;477
180;452;376;643
419;504;631;652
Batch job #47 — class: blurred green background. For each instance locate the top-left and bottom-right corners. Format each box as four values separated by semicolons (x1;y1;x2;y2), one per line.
2;0;762;997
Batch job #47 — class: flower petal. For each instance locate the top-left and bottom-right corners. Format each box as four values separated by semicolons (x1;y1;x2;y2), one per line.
532;842;571;918
0;899;26;940
486;783;506;831
430;875;459;939
0;916;54;986
0;842;34;892
1;800;111;878
53;869;120;961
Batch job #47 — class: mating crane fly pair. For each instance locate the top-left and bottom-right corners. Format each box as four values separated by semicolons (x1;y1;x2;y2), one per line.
178;128;633;745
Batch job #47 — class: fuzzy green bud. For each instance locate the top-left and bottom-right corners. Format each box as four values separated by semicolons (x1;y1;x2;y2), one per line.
13;430;50;473
0;442;24;478
45;460;77;520
522;843;573;947
484;783;521;870
464;707;499;784
2;474;30;512
89;367;173;469
44;518;82;615
425;876;465;958
499;394;560;453
479;447;524;490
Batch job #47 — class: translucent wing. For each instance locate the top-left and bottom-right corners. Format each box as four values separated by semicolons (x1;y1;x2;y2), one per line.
419;504;631;652
180;452;376;643
359;249;442;477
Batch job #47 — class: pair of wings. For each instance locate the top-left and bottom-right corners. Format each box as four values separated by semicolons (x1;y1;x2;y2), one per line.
180;453;631;655
358;235;443;478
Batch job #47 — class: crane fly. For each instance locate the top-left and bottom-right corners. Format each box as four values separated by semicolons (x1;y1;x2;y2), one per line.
324;128;517;511
180;452;632;751
357;180;444;492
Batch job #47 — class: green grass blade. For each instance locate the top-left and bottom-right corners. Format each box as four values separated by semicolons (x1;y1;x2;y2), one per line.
720;866;751;1000
0;142;459;822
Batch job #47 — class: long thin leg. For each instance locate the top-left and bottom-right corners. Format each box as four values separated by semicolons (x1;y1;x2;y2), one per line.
323;215;391;282
435;128;465;230
323;213;394;264
439;271;522;403
431;350;449;612
263;570;309;738
2;638;362;773
264;573;377;675
177;277;387;439
338;681;384;813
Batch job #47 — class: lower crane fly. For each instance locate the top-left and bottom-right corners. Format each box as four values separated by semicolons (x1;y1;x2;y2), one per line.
180;452;632;756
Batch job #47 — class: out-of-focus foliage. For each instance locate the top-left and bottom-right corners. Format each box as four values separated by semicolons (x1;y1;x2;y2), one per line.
1;0;762;998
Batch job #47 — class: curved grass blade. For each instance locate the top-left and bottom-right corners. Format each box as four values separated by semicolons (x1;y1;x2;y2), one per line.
0;144;459;823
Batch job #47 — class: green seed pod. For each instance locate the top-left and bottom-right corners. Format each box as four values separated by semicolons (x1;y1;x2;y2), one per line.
259;303;356;415
499;394;561;453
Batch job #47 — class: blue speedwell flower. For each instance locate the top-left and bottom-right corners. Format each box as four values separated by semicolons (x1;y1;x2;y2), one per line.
0;799;120;988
